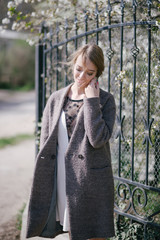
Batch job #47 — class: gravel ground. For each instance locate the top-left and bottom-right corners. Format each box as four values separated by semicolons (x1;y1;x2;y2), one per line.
0;217;20;240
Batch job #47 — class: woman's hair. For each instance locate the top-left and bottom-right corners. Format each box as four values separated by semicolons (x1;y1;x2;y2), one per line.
69;44;105;78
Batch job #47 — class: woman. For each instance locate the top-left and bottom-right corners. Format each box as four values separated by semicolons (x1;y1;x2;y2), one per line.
26;44;116;240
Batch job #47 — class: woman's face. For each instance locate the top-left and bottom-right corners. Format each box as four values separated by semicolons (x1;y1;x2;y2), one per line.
73;54;97;89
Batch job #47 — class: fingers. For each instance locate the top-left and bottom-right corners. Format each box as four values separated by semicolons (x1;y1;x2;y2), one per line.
91;77;97;84
89;78;98;89
85;78;99;98
77;79;91;89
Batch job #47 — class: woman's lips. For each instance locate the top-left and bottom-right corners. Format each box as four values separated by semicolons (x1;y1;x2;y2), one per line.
77;78;86;84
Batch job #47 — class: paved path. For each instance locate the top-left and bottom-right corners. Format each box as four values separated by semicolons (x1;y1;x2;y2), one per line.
0;90;35;231
0;90;35;138
0;140;35;227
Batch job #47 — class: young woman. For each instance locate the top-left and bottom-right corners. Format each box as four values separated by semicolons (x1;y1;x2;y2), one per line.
26;44;116;240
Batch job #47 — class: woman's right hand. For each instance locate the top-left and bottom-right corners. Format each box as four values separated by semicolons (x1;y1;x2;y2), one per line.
85;78;99;98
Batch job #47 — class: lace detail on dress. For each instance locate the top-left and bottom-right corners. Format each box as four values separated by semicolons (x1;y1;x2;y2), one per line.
63;97;83;139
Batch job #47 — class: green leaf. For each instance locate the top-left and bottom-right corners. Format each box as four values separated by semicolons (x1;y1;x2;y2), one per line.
17;16;22;21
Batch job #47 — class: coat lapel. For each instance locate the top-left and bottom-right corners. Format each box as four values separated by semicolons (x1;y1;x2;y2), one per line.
38;84;73;156
50;84;73;135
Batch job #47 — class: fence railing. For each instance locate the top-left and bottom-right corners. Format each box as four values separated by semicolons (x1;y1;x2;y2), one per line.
35;1;160;238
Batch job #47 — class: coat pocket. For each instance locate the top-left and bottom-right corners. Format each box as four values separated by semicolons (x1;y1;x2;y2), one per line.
87;166;114;199
90;165;108;170
90;165;113;178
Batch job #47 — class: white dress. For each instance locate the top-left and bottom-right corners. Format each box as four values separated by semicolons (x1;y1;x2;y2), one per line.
56;110;70;231
56;98;83;231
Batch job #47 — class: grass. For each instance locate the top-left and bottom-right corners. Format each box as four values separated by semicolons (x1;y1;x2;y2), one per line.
0;83;34;91
16;203;26;231
0;134;34;149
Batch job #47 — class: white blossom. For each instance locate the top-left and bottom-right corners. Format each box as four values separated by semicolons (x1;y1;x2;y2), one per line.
49;12;54;18
24;0;29;3
156;21;160;28
12;22;18;30
27;39;35;46
2;18;10;24
7;1;16;8
31;12;36;17
46;33;50;39
15;0;23;5
113;5;121;15
7;11;12;18
41;10;45;16
129;83;133;93
155;65;158;70
19;21;26;30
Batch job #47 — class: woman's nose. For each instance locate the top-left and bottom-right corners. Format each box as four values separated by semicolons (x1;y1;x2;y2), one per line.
79;71;85;79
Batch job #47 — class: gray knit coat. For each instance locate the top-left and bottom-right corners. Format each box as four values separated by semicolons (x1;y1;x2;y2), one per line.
26;84;116;240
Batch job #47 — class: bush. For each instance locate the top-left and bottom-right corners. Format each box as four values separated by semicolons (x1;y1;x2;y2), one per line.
0;38;35;90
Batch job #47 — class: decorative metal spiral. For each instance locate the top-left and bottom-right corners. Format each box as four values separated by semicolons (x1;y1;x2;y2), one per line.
132;187;148;219
115;182;132;213
115;183;149;220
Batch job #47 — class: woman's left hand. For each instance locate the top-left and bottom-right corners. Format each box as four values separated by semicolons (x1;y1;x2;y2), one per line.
85;78;99;98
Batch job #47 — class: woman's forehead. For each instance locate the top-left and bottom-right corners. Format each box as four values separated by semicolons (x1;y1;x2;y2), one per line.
76;54;87;63
75;54;97;71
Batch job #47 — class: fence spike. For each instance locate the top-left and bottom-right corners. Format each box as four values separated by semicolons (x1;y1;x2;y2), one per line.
95;2;99;17
132;0;138;7
65;19;68;29
107;0;112;13
147;0;152;6
120;0;125;9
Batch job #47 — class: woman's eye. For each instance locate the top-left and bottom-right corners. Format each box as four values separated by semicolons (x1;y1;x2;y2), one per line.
76;68;81;72
87;73;93;76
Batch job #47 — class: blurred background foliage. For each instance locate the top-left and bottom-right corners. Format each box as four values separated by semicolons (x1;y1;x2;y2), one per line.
0;0;34;91
0;38;35;90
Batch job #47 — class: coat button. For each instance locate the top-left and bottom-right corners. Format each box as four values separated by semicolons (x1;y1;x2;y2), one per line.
51;154;56;159
78;154;84;160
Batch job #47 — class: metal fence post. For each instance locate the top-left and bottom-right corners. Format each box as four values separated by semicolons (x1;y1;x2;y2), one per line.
35;41;44;155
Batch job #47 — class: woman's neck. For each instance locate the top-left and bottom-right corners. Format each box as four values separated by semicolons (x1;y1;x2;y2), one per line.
68;83;86;100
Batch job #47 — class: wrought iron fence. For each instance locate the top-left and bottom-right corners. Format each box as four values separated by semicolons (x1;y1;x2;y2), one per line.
35;0;160;238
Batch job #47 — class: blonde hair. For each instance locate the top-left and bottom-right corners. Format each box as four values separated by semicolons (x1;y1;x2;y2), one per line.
69;44;105;78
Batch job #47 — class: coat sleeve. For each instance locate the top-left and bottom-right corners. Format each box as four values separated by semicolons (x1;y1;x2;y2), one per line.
83;94;116;148
39;100;50;150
